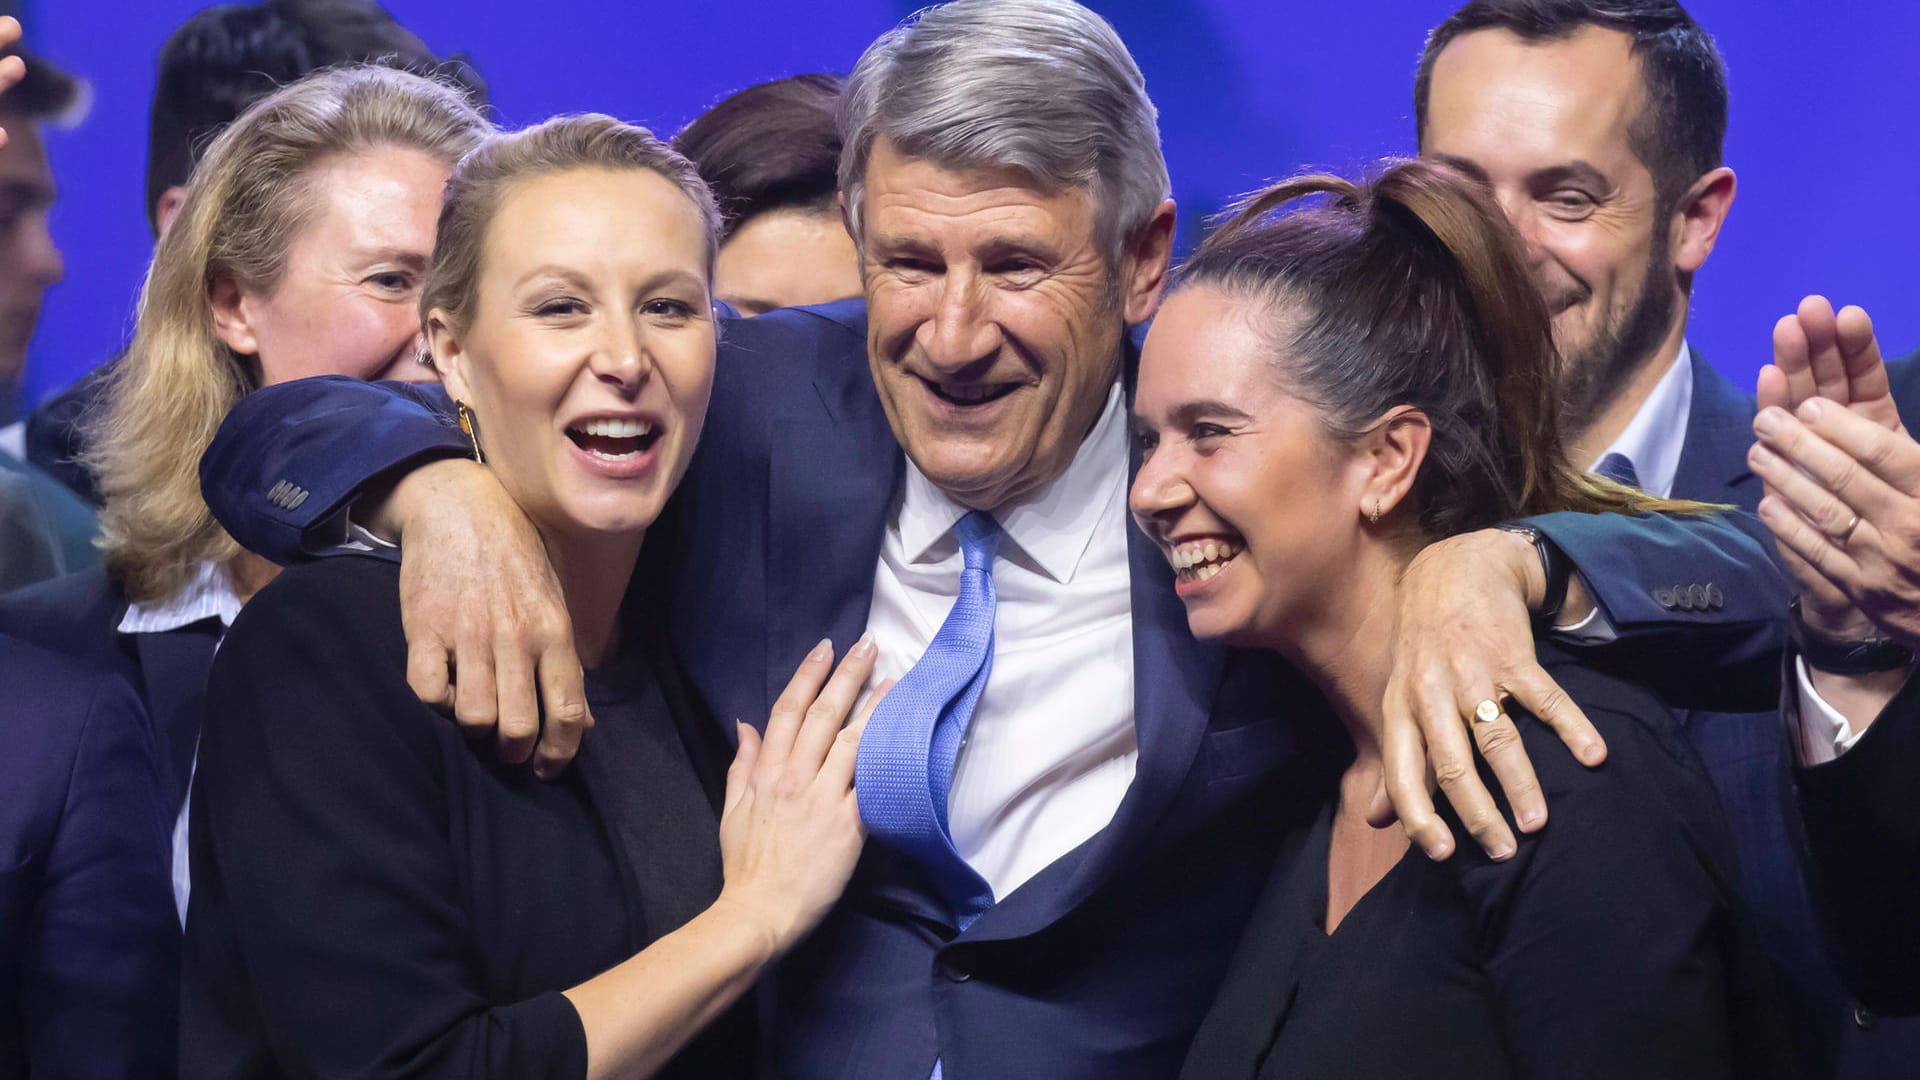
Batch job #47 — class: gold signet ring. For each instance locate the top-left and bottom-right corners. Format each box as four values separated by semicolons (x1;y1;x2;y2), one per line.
1473;699;1502;725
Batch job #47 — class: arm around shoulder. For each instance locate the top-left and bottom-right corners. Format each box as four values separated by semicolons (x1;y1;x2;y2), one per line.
199;375;464;564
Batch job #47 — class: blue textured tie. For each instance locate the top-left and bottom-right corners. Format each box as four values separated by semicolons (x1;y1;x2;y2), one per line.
857;511;1001;932
1595;451;1641;489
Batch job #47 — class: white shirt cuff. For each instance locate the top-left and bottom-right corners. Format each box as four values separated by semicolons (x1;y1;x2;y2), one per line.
1550;599;1617;643
1792;656;1872;767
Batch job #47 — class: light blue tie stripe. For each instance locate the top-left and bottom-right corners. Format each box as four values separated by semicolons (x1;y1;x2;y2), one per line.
856;511;1001;927
855;512;1002;1080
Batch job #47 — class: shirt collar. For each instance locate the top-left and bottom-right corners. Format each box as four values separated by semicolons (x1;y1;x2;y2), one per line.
896;380;1128;584
1594;340;1694;499
117;560;243;635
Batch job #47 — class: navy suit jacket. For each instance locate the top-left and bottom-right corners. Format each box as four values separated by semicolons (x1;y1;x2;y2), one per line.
0;635;177;1079
198;300;1789;1078
0;567;218;820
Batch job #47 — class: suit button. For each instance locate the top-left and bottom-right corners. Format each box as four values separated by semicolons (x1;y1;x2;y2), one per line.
1672;585;1694;611
1687;584;1709;611
1706;583;1724;610
1855;1004;1878;1031
941;961;971;983
1653;587;1676;609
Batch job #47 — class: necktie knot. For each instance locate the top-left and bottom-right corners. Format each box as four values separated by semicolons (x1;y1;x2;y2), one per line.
954;511;1002;572
1595;451;1641;490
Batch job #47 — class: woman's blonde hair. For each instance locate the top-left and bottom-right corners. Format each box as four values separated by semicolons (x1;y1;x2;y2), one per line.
88;65;489;602
420;113;720;340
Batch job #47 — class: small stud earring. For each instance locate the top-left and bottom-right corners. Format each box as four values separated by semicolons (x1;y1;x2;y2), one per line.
456;400;486;464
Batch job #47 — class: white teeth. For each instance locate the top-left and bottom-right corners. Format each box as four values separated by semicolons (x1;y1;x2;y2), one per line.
577;417;652;438
1170;539;1241;579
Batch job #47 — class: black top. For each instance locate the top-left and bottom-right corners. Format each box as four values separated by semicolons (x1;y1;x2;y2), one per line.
1792;643;1920;1016
181;556;755;1078
1181;646;1790;1080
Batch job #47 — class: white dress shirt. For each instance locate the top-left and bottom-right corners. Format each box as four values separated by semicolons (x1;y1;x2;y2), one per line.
118;559;241;927
1591;340;1694;498
865;381;1137;901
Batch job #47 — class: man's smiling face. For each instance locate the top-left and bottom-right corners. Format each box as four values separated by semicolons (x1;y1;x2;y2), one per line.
858;138;1131;511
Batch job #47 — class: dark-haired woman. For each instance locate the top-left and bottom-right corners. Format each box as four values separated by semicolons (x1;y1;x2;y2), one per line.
671;73;859;315
1132;161;1785;1079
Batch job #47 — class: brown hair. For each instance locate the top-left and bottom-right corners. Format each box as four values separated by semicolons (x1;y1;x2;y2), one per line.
672;73;842;242
420;113;720;339
1411;0;1727;214
1182;158;1718;538
89;65;489;602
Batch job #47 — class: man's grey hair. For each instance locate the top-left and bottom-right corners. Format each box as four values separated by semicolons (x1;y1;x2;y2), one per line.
837;0;1171;269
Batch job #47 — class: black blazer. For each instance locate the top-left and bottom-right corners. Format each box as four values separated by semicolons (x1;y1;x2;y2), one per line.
1182;645;1791;1080
181;557;755;1078
1792;654;1920;1017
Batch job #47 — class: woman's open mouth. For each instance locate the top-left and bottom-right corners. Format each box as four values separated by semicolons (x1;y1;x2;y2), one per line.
565;417;661;460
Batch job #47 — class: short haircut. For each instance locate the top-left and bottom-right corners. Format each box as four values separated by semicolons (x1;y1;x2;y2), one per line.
838;0;1169;269
1413;0;1728;209
145;0;486;233
673;73;843;242
0;45;83;121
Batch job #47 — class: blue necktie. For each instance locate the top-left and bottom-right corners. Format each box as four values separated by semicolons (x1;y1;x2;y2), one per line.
856;511;1001;932
1595;451;1641;490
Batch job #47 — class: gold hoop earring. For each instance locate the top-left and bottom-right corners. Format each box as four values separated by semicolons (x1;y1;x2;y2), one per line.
456;400;486;464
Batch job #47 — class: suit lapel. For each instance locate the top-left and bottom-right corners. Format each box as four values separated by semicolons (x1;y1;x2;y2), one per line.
764;328;903;714
131;624;219;815
1671;348;1761;509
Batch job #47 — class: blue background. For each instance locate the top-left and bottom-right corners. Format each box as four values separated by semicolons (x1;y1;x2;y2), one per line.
16;0;1919;406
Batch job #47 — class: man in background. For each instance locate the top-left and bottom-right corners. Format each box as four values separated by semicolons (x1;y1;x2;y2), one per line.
1413;1;1918;1073
0;22;95;588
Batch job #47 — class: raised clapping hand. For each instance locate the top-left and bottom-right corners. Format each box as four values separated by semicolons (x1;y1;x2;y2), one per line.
1748;295;1920;647
714;638;886;955
1369;530;1606;861
1;17;27;150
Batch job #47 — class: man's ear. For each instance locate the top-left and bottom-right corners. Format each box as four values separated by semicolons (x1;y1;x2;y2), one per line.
208;275;259;357
1671;166;1736;275
154;185;189;241
1121;198;1178;326
1363;406;1432;521
426;308;470;402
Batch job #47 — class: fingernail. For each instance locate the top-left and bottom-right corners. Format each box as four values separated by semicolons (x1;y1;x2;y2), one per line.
811;638;833;663
1519;808;1544;829
1799;399;1824;423
1754;408;1784;436
1427;840;1453;861
1748;444;1774;468
1488;843;1515;861
853;632;876;658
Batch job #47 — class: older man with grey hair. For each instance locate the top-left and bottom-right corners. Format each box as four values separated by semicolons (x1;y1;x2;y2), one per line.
193;1;1785;1075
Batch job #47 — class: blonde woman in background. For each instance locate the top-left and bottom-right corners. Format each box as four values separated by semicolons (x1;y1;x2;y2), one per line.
0;66;490;936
